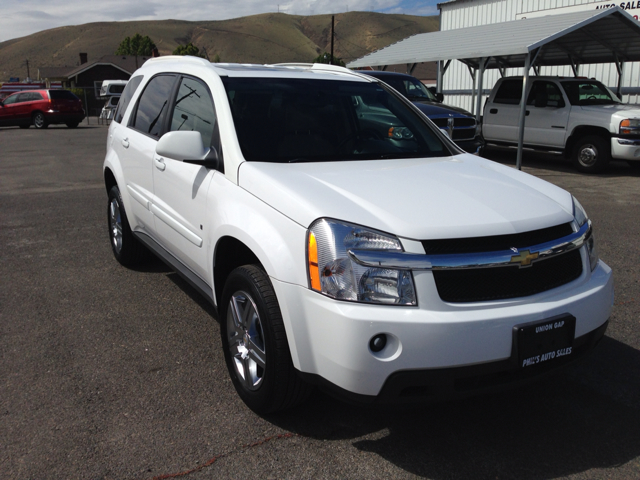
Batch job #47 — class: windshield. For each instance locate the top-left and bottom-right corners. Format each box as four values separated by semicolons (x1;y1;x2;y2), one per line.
561;81;620;106
222;77;449;163
375;76;437;102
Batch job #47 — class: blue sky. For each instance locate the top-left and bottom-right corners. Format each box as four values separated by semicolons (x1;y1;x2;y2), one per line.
0;0;441;43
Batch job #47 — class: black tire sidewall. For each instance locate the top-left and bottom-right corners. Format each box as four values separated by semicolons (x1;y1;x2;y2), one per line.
572;136;610;173
220;265;290;414
33;113;47;129
107;185;142;266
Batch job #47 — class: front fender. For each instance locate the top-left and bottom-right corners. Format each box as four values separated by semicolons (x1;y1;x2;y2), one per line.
207;173;308;289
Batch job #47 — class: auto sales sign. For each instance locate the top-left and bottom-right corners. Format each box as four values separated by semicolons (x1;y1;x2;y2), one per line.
516;1;639;21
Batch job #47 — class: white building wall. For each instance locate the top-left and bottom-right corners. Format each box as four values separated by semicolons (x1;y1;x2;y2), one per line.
439;0;640;112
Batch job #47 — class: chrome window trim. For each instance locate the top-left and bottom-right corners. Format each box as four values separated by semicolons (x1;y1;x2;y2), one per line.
348;222;590;271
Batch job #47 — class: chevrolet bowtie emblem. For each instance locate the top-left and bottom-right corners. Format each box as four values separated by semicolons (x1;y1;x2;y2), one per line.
510;249;539;267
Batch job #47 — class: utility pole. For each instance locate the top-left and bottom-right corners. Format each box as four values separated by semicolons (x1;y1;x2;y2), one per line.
25;59;30;81
330;16;335;66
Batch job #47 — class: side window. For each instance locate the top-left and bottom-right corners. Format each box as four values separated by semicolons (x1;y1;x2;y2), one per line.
114;75;143;124
30;92;44;101
493;80;523;105
2;93;19;105
16;93;30;103
527;81;564;108
131;75;176;137
169;76;217;149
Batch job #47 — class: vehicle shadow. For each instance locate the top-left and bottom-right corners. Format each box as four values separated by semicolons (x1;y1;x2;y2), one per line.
266;335;640;479
480;145;640;177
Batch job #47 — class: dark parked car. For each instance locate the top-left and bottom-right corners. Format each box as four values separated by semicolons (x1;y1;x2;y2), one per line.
0;89;85;129
361;71;483;153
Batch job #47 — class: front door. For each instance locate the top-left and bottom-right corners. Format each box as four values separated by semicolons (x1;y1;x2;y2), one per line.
523;80;570;148
151;75;220;281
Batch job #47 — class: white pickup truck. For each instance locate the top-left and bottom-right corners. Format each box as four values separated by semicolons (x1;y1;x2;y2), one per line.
482;76;640;173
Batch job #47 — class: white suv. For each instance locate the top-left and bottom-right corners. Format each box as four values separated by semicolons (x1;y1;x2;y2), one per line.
104;57;613;413
483;76;640;173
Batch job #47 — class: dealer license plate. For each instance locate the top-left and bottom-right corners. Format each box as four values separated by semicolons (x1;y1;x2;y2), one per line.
514;315;576;369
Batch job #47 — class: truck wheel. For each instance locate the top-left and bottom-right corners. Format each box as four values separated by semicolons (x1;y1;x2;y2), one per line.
572;136;610;173
220;265;311;414
107;186;148;267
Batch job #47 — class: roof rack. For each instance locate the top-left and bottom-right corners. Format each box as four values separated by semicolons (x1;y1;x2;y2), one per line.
143;55;211;67
273;63;353;74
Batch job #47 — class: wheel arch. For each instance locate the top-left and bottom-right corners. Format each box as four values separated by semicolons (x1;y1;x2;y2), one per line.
213;236;262;307
104;167;118;194
565;126;611;158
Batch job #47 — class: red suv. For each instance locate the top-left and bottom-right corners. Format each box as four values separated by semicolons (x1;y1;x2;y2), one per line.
0;89;85;129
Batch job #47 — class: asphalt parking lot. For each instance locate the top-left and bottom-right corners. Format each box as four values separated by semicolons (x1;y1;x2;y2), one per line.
1;122;639;479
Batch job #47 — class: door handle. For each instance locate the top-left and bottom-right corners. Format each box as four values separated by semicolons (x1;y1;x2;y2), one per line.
489;108;498;114
121;137;129;148
154;157;166;171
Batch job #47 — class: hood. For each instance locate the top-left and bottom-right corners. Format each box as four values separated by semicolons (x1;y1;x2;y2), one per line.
579;103;640;117
413;101;474;118
238;155;574;240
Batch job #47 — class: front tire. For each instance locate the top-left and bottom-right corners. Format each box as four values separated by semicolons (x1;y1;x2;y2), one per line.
107;186;147;267
572;136;610;173
33;112;48;129
220;265;311;414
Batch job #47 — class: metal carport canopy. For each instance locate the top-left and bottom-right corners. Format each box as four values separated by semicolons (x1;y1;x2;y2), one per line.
347;7;640;169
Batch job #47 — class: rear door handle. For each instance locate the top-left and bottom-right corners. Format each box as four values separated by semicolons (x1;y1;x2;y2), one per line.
489;108;498;114
154;157;166;171
121;137;129;148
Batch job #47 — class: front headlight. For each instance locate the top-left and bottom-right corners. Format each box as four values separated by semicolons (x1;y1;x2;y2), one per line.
572;196;598;271
620;118;640;135
307;219;416;305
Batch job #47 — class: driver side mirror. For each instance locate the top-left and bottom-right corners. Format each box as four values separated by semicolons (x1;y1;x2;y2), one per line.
156;131;223;172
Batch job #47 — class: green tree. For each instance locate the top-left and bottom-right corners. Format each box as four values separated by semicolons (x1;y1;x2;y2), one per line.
312;52;345;67
173;43;206;58
115;34;156;56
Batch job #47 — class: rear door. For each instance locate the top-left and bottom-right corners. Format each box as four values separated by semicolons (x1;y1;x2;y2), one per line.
119;74;177;233
482;79;522;142
523;81;570;147
48;90;83;115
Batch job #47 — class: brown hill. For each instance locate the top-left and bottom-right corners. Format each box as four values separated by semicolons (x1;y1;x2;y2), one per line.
0;12;439;82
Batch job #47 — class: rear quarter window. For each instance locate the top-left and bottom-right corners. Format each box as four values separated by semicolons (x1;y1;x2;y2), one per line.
493;80;523;105
114;76;143;124
49;90;79;100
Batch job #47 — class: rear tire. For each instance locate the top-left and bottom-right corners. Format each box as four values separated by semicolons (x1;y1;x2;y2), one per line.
220;265;311;414
572;136;610;173
107;185;148;267
33;112;48;129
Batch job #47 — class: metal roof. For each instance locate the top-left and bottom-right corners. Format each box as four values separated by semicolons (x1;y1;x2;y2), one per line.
347;7;640;70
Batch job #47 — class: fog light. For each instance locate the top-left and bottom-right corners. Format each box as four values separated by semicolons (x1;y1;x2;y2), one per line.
370;334;387;352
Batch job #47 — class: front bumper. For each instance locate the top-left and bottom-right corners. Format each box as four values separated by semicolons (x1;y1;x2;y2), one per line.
611;137;640;161
272;252;613;399
455;135;484;154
